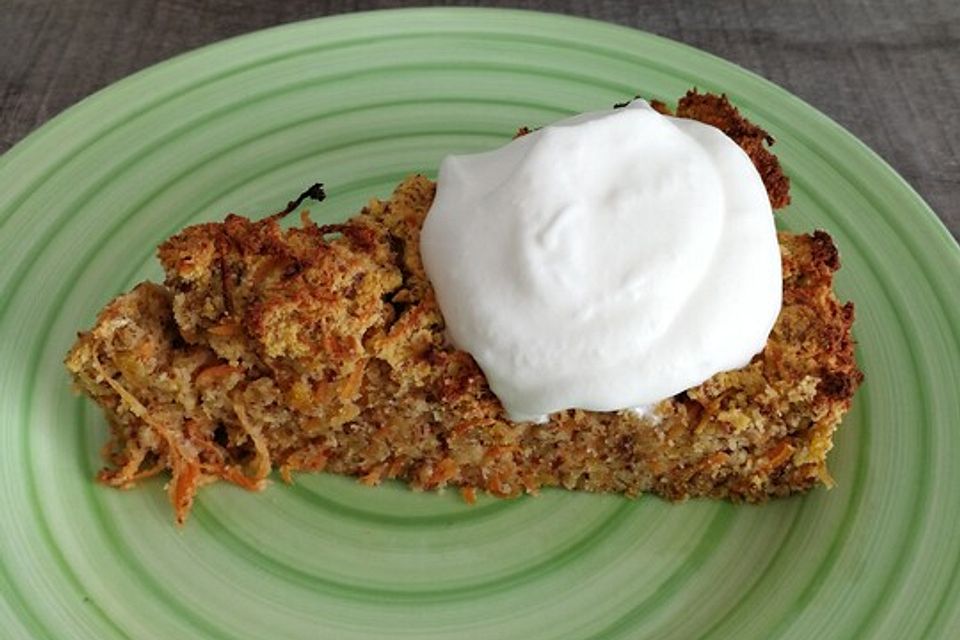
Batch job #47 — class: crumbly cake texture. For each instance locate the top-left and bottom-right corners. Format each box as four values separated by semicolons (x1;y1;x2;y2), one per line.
65;91;861;524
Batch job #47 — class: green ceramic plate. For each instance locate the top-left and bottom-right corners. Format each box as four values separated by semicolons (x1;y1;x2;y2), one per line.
1;8;958;639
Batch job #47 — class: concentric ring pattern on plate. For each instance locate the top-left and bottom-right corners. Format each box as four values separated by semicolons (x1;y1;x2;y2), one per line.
1;8;958;639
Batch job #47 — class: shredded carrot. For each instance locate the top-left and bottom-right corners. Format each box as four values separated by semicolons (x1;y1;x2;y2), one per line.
360;463;387;486
340;360;367;399
195;364;241;387
232;397;271;481
171;460;201;526
487;476;506;497
451;417;495;438
207;322;241;337
482;445;517;464
761;441;795;471
183;418;225;462
698;451;730;471
427;457;458;486
279;448;329;483
386;457;405;479
220;465;266;491
134;340;156;360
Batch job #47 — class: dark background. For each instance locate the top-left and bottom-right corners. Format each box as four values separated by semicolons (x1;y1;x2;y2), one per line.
3;0;958;238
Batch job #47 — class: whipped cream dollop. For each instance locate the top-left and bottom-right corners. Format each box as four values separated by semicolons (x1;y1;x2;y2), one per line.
420;100;782;422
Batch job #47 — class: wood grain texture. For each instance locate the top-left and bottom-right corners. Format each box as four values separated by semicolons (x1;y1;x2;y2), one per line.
2;0;957;237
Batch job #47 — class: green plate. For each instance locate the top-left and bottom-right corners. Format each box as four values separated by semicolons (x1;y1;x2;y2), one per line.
1;8;958;639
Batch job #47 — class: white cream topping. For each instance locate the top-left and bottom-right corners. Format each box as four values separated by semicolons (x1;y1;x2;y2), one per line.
420;100;782;422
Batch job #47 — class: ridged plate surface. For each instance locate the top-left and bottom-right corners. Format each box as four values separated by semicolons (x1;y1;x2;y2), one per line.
1;8;958;639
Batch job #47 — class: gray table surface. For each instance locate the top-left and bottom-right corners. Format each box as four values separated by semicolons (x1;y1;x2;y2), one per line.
3;0;958;240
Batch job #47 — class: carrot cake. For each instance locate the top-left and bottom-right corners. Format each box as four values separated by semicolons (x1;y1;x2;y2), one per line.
65;91;862;524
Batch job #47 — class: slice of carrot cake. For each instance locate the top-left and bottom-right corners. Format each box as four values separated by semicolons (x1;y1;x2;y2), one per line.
65;91;862;524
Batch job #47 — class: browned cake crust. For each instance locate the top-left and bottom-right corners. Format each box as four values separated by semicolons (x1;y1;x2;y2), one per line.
665;90;791;210
65;93;861;524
